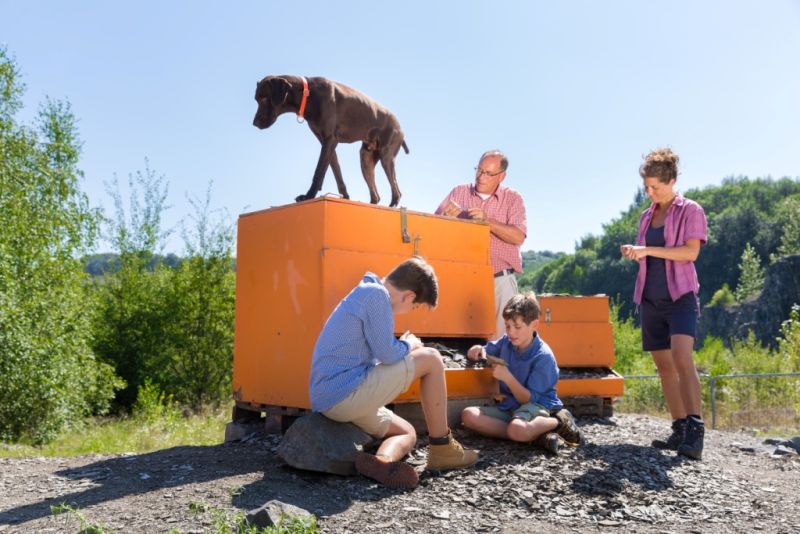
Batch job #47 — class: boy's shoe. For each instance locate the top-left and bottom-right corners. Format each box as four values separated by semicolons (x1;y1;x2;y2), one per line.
425;433;479;470
677;416;704;460
534;432;560;454
553;408;583;446
355;452;419;489
652;418;687;450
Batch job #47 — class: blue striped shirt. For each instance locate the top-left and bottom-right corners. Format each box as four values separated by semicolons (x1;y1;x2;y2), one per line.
485;333;563;412
309;273;411;412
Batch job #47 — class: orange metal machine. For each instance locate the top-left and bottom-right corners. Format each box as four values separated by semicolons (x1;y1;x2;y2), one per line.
232;197;622;426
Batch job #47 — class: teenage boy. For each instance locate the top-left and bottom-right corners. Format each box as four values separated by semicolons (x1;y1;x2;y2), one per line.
309;257;479;489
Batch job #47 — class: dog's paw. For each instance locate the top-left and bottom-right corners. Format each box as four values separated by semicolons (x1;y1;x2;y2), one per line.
295;194;311;203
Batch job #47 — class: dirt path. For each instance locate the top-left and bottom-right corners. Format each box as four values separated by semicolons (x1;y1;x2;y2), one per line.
1;414;798;533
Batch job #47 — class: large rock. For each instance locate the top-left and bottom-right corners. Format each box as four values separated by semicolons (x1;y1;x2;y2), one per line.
246;500;312;529
698;254;800;348
276;413;374;475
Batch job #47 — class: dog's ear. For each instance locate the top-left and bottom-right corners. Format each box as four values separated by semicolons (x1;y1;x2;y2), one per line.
268;77;291;106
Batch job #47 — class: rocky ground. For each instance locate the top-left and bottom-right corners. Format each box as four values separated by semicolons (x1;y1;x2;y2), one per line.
1;414;799;533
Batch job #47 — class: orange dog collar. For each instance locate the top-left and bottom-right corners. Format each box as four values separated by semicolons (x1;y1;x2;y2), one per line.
297;76;310;123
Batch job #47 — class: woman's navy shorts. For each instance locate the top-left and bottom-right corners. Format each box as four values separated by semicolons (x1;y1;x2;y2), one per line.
640;292;697;351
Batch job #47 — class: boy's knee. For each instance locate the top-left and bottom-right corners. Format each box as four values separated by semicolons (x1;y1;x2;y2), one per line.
461;407;480;427
507;419;529;442
413;348;444;373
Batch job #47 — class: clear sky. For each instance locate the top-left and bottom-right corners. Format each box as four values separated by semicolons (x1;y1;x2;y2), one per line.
2;1;799;254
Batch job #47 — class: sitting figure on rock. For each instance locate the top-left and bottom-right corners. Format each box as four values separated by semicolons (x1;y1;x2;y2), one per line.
461;292;583;453
309;257;478;489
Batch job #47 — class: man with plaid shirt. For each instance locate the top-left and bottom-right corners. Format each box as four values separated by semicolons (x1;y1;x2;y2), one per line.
436;150;527;339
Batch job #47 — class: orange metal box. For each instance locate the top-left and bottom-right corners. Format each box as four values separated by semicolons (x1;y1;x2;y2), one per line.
233;197;495;410
233;197;623;412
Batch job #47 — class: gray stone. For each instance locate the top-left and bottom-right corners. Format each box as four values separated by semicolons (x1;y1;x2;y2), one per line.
245;500;312;529
276;413;373;475
772;445;796;456
224;421;264;443
789;436;800;453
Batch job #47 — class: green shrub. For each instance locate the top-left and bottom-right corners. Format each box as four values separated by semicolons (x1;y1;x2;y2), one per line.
0;48;122;443
708;283;735;308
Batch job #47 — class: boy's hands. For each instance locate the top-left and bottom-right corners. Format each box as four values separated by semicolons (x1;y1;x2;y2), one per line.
467;345;486;362
400;331;423;351
492;364;512;382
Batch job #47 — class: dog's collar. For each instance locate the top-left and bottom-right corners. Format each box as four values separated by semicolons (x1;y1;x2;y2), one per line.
297;76;310;123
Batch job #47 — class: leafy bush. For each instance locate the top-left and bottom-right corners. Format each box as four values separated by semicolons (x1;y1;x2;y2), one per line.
708;283;735;308
0;48;122;443
734;243;765;302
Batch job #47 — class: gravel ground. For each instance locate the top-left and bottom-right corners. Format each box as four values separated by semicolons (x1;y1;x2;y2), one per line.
1;414;798;533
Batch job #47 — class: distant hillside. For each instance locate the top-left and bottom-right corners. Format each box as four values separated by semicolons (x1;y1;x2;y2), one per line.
521;250;565;272
83;253;183;276
519;176;800;319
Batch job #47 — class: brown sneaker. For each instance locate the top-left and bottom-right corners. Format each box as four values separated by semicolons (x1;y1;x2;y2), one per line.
553;408;584;446
425;433;479;471
534;432;560;454
355;452;419;489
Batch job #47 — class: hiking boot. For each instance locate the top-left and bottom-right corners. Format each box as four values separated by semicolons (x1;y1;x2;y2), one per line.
355;452;419;489
553;408;583;446
426;433;479;470
652;418;687;450
677;416;704;460
534;432;560;454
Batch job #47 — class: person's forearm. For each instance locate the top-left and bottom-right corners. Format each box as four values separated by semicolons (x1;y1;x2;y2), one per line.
487;220;525;246
643;243;700;262
504;375;532;404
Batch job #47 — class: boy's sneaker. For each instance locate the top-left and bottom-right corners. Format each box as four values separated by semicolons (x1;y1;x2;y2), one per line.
426;433;479;470
677;416;704;460
534;432;560;454
553;408;583;446
652;418;687;450
355;452;419;489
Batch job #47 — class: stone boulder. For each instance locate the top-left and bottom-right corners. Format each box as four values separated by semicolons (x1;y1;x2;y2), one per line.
276;413;374;475
246;500;312;529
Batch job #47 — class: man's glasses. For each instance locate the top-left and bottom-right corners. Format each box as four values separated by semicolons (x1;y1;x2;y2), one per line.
475;167;504;177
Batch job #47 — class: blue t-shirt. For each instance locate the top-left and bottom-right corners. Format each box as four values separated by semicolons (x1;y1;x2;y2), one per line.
485;333;563;412
309;273;411;412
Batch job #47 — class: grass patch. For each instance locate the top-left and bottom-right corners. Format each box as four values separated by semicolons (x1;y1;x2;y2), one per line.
0;404;230;458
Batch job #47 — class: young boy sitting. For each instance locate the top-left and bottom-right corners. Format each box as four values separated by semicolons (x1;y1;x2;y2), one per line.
309;257;478;490
461;292;583;453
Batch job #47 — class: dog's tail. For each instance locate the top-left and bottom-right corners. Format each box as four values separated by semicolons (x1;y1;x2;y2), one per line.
402;141;409;154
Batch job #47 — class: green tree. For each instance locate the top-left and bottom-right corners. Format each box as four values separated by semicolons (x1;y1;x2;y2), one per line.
734;242;765;302
773;196;800;259
92;165;173;409
0;48;121;443
156;186;236;408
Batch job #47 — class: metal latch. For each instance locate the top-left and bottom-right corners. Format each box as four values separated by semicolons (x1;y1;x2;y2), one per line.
400;207;411;243
545;307;551;323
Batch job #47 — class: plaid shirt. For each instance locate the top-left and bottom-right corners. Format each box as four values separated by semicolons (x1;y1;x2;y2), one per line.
633;193;708;305
436;184;527;274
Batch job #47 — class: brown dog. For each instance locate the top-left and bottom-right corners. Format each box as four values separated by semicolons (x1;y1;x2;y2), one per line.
253;75;409;207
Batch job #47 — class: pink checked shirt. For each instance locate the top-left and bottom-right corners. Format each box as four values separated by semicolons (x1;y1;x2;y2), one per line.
633;193;708;305
436;184;527;274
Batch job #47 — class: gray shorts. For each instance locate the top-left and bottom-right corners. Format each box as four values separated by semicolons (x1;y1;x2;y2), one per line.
478;402;551;423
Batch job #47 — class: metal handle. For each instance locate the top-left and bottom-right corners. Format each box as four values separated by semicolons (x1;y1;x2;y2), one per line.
400;207;411;243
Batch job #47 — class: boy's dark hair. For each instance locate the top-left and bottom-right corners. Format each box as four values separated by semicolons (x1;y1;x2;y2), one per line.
502;291;540;323
386;257;438;307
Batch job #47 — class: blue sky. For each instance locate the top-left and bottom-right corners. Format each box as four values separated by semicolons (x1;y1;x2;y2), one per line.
3;1;799;254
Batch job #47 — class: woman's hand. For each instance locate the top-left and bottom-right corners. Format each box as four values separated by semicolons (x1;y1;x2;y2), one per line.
620;244;647;261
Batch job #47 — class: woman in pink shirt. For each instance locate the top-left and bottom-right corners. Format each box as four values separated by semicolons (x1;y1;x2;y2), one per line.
620;147;708;460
